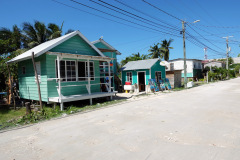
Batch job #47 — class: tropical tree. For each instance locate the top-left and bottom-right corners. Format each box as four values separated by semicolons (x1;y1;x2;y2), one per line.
159;39;174;61
0;25;22;55
120;52;149;66
65;29;75;35
148;43;162;59
22;21;63;48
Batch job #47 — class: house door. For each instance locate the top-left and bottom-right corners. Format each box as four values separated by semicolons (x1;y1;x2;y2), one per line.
138;72;145;92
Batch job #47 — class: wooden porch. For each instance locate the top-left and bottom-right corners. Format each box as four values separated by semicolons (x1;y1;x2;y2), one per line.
47;52;116;110
48;91;117;103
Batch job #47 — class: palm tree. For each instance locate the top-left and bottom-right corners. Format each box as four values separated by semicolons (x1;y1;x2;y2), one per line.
47;22;63;40
22;21;63;48
0;25;22;55
148;43;162;59
160;39;174;61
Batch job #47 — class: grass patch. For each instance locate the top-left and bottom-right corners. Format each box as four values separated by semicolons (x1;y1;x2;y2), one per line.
0;98;126;131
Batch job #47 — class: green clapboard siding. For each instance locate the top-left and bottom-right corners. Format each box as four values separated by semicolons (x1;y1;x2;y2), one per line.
122;69;150;85
93;42;110;49
181;72;193;77
193;69;203;79
93;41;118;74
150;62;166;80
18;54;48;102
49;35;100;56
46;54;100;98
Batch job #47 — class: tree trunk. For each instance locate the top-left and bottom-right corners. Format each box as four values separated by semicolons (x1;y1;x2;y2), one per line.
25;102;31;115
7;64;16;110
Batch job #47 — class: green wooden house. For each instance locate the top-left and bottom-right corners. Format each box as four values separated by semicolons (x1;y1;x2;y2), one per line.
7;31;118;110
122;59;166;92
92;38;121;90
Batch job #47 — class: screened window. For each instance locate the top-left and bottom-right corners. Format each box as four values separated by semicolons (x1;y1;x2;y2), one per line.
78;61;94;81
56;60;94;82
126;72;132;83
56;60;76;82
22;66;26;74
155;71;162;82
66;61;76;81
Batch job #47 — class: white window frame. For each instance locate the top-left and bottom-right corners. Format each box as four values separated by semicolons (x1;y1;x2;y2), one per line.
55;59;95;82
78;61;95;81
126;72;132;83
155;71;162;82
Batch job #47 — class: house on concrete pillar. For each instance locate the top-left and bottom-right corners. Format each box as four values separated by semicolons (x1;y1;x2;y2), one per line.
122;59;166;92
7;31;117;110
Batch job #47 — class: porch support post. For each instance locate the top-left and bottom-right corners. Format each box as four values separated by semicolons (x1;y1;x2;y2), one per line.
90;98;92;105
32;52;43;110
87;59;91;95
108;61;111;92
57;55;63;110
87;59;92;105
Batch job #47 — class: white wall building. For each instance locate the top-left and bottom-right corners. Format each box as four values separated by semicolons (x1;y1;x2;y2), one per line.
168;58;203;80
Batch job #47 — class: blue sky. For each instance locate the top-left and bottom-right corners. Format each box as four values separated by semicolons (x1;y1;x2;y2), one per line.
1;0;240;62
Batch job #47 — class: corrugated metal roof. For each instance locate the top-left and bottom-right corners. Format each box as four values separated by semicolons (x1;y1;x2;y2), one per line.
122;59;159;71
7;30;105;64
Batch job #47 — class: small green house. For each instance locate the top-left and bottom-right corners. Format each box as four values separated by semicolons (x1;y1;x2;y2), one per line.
122;59;166;92
7;31;119;110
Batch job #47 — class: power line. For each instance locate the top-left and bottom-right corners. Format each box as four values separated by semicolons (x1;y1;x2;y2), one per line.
194;24;240;28
186;23;225;52
142;0;182;21
114;0;181;30
186;33;225;56
97;0;180;31
89;0;180;33
69;0;182;37
52;0;160;34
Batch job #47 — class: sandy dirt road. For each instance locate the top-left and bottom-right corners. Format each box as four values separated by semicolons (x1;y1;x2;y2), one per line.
0;78;240;160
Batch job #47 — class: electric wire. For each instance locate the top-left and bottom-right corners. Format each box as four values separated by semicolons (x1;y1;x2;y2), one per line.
89;0;181;33
114;0;181;30
51;0;159;34
70;0;182;37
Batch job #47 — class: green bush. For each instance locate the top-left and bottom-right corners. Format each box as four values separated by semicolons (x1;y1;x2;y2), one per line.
229;70;236;78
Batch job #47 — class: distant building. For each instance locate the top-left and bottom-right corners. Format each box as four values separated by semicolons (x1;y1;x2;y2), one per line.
203;61;226;69
165;63;182;88
168;58;203;80
233;57;240;64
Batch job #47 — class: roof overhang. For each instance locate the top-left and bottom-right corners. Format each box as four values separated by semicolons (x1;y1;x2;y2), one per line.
47;52;114;61
7;30;106;64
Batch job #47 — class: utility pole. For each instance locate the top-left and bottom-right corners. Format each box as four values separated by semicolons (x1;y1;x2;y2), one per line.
204;47;207;60
182;20;187;88
223;36;233;79
181;20;200;88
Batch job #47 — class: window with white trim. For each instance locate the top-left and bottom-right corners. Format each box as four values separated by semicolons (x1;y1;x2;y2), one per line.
78;61;94;81
56;60;94;82
126;72;132;83
155;71;162;82
56;60;76;82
